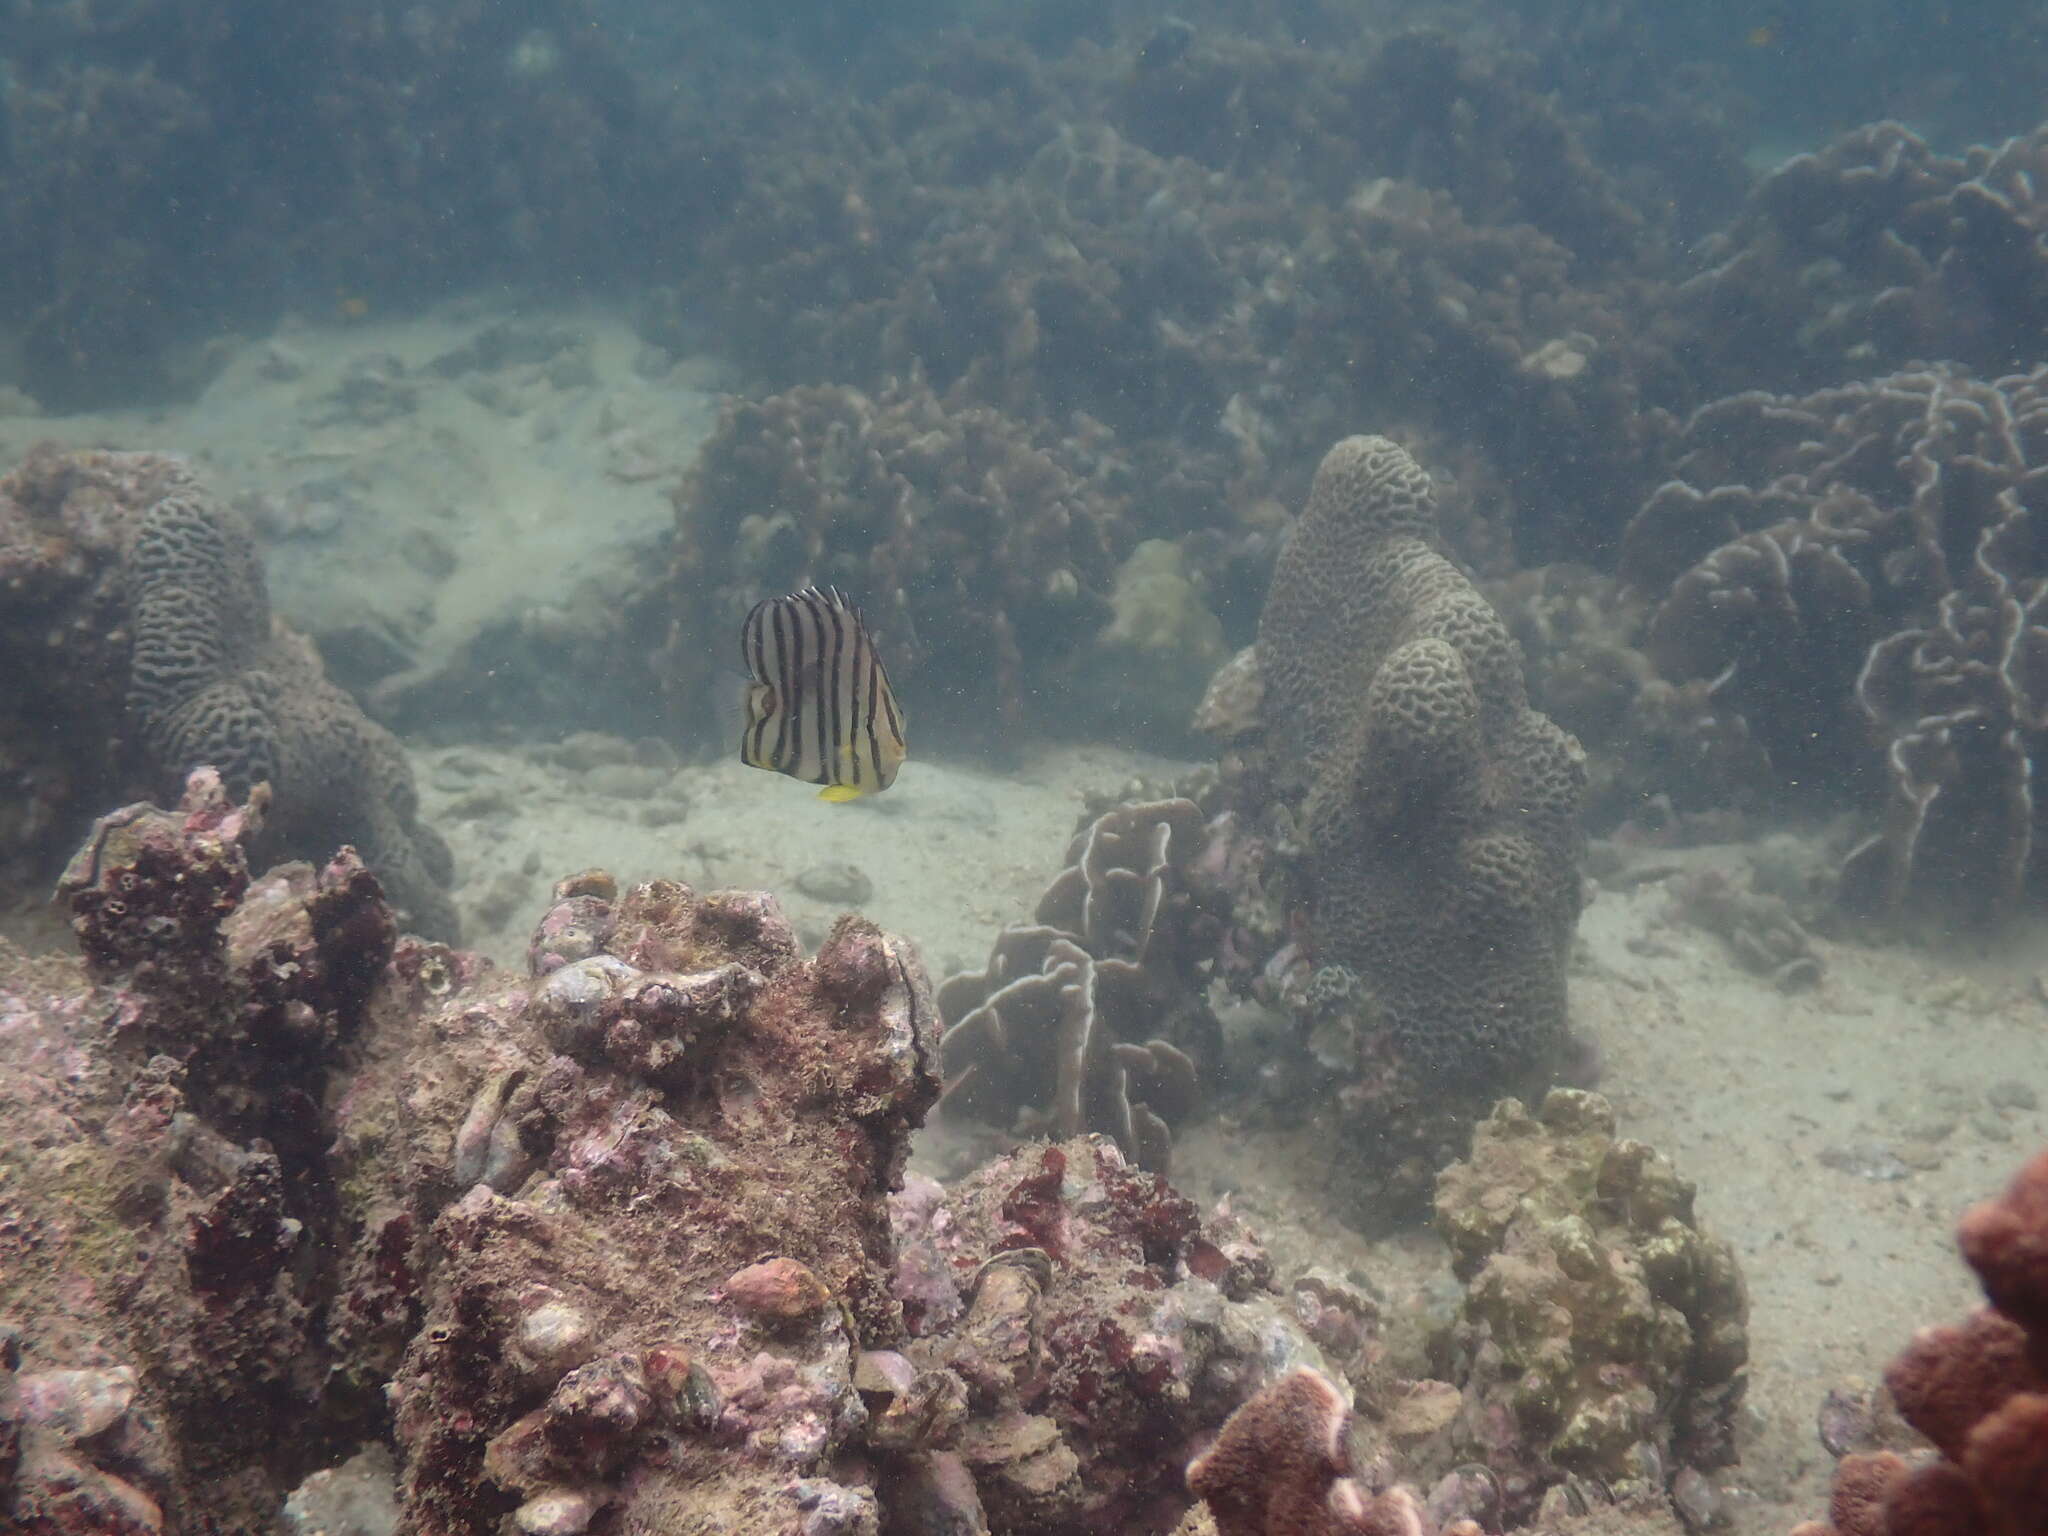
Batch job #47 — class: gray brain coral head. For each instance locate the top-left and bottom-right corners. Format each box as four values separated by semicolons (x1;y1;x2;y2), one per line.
125;486;457;941
1259;436;1585;1082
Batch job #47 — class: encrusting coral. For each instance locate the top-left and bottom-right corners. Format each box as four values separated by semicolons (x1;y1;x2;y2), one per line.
1620;365;2048;925
1792;1144;2048;1536
0;444;457;939
1250;435;1586;1085
936;798;1228;1171
1431;1090;1750;1520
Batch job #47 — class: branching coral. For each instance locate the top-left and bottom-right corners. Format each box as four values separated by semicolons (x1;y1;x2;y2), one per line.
0;445;457;939
1793;1146;2048;1536
1620;365;2048;924
937;798;1227;1170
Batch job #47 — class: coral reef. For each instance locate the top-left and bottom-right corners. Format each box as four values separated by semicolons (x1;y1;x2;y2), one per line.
1251;435;1585;1084
0;0;726;408
0;445;456;939
937;798;1228;1171
663;377;1128;733
1793;1145;2048;1536
1683;122;2048;393
1619;366;2048;924
890;1134;1378;1535
2;766;950;1533
1431;1090;1750;1521
347;869;941;1534
0;768;411;1534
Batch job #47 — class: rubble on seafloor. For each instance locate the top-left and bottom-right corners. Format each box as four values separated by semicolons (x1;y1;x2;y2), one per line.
0;767;1805;1536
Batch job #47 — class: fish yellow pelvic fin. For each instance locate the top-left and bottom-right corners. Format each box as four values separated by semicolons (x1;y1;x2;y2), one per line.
818;783;866;803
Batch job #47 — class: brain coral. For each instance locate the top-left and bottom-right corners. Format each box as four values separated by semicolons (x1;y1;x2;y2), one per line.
1257;436;1585;1083
0;445;457;940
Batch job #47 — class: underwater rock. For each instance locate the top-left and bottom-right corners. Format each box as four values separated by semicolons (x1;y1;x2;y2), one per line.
0;771;419;1533
891;1135;1393;1536
337;871;940;1533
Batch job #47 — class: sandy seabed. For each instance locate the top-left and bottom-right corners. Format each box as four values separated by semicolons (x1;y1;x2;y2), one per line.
7;300;2047;1534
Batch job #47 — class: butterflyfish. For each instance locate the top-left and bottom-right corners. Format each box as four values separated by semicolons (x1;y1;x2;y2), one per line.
739;586;907;802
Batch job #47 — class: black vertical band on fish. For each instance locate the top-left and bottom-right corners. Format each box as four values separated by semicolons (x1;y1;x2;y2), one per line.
739;586;907;800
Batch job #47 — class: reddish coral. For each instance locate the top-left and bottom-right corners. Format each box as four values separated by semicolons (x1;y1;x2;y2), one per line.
1803;1148;2048;1536
1187;1366;1426;1536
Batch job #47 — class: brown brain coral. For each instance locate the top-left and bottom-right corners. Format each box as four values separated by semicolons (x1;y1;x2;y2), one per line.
0;445;457;940
1258;436;1585;1082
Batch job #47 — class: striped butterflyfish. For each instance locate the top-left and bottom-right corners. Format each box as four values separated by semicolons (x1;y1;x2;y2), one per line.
739;586;907;802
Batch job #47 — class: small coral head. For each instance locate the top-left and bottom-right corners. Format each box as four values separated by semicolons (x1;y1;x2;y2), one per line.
1188;1366;1422;1536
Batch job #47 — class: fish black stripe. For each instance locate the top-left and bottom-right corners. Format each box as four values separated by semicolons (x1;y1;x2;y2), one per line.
845;611;867;788
772;596;799;775
862;649;884;784
879;655;904;749
818;588;848;787
798;589;828;784
743;600;772;767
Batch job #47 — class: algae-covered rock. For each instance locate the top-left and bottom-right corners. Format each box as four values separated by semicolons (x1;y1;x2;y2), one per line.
1431;1089;1749;1519
1069;538;1228;741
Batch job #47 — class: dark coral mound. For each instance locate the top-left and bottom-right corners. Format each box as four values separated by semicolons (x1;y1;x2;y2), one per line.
1259;436;1585;1083
1621;366;2048;925
665;376;1127;730
1684;121;2048;393
0;445;456;939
